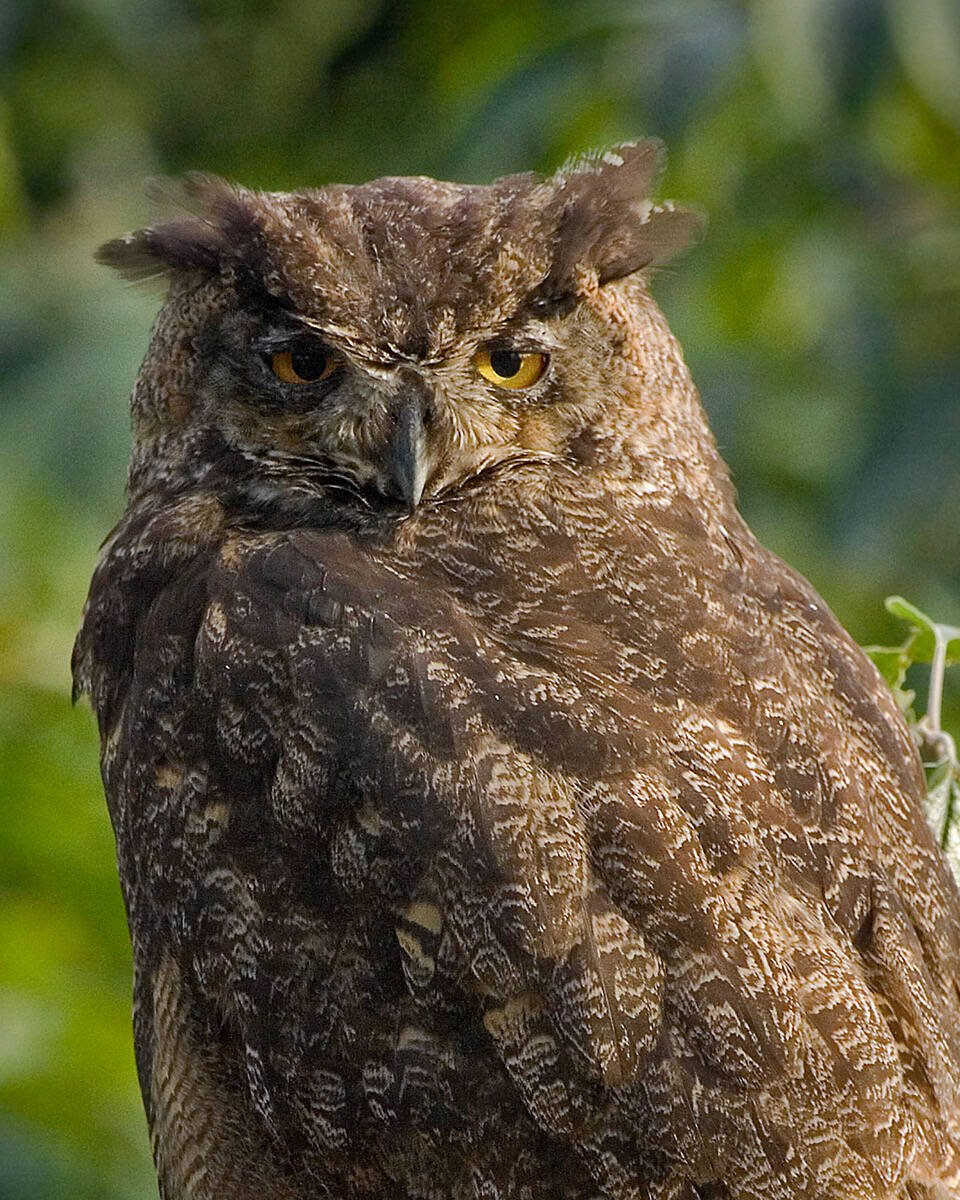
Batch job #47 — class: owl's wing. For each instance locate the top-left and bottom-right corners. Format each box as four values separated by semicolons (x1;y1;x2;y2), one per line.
184;528;666;1170
84;521;960;1199
84;521;610;1197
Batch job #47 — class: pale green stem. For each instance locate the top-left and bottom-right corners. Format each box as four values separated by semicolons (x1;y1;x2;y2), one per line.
928;629;946;736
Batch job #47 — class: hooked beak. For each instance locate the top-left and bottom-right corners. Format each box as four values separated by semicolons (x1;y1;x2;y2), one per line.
385;397;430;511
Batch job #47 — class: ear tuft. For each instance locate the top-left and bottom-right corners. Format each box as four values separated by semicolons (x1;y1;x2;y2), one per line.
95;223;223;282
538;139;702;303
95;174;262;283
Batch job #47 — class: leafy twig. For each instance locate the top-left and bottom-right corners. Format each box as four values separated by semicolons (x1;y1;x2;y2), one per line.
865;596;960;873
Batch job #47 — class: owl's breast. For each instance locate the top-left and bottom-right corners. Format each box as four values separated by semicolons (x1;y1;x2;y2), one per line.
84;508;960;1196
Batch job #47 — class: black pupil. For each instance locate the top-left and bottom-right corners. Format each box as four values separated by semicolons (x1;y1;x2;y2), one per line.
489;349;522;378
289;344;328;380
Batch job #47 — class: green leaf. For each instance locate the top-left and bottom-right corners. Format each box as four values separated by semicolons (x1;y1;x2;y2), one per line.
885;594;935;630
884;595;960;666
864;644;916;716
864;644;910;688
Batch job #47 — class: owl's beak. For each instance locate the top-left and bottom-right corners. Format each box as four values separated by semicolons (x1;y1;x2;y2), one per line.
385;396;429;511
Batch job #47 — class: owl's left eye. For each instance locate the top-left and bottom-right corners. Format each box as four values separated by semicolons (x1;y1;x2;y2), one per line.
473;347;549;390
268;341;341;385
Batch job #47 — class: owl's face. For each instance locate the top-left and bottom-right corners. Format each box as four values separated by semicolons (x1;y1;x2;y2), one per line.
199;276;586;513
102;143;699;518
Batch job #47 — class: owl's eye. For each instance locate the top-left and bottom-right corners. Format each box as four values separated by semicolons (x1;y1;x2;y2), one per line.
269;341;340;385
473;347;549;390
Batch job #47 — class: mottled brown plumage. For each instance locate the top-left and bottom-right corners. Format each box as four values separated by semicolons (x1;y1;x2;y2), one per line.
75;142;960;1199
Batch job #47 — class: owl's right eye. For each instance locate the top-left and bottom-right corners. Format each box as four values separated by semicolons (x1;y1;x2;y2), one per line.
268;341;341;385
473;347;549;390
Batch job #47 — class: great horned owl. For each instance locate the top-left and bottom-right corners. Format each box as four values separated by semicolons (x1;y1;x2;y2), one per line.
74;141;960;1200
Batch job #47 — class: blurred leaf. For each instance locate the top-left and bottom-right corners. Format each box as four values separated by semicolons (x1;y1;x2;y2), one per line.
0;100;27;236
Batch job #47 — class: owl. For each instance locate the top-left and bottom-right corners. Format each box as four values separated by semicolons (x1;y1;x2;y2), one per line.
74;141;960;1200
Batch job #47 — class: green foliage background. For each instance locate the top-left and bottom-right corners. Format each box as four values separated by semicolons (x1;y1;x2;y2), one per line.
0;1;958;1195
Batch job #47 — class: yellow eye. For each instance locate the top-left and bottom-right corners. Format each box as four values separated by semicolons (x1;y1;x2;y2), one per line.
269;343;340;385
473;348;549;390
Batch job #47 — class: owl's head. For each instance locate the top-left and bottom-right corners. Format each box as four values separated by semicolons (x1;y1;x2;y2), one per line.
101;141;702;521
